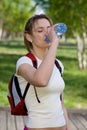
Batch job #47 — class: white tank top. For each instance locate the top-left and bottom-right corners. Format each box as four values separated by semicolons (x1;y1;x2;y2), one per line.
16;56;66;128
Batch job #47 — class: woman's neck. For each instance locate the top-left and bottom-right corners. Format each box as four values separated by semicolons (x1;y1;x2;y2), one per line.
32;48;48;60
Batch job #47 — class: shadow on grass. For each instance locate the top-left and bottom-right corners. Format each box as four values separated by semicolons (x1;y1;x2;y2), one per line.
0;42;25;49
0;53;22;83
64;73;87;99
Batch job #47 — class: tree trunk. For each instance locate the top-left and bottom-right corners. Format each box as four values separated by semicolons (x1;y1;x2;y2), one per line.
72;15;87;70
80;16;87;69
76;34;86;70
76;35;83;69
0;19;3;41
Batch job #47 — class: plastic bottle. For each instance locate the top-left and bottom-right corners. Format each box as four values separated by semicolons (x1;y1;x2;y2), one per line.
45;23;67;42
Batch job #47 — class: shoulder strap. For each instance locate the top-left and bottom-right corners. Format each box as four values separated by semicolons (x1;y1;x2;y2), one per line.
26;53;37;68
55;59;62;76
55;59;62;101
25;52;40;103
20;52;37;99
22;52;37;99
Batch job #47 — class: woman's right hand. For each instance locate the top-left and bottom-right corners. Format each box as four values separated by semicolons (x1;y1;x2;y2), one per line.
47;25;59;45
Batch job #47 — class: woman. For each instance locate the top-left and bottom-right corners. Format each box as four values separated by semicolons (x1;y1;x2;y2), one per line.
16;14;70;130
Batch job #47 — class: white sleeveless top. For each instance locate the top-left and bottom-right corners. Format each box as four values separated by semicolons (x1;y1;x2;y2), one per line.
16;56;66;128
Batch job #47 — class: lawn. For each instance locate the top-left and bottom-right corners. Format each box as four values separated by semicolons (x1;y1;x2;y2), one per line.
0;41;87;108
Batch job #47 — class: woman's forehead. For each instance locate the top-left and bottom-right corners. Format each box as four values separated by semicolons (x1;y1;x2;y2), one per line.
33;18;51;28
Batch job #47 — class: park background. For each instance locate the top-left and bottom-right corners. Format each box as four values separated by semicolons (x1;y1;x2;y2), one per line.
0;0;87;109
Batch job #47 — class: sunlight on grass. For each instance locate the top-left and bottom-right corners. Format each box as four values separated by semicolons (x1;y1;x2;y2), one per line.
0;82;8;106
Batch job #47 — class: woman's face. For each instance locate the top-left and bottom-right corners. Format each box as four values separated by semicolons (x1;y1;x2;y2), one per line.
31;18;51;49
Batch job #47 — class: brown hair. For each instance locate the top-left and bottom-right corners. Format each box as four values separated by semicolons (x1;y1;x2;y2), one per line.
24;14;53;52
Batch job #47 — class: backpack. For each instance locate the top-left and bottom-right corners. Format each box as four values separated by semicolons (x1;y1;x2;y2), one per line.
7;52;62;116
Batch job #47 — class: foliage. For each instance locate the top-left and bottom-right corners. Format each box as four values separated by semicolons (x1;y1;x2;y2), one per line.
0;0;35;34
34;0;87;37
34;0;87;70
0;42;87;108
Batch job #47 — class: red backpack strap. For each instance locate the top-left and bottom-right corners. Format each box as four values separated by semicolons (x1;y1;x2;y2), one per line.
26;52;37;68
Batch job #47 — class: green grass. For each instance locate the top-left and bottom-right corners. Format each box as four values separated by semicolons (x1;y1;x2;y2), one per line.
57;45;87;108
0;42;87;108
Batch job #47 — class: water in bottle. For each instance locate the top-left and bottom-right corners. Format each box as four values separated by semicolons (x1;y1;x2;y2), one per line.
45;23;67;42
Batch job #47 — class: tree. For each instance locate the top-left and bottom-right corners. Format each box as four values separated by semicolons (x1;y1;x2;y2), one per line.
0;0;35;39
0;0;4;40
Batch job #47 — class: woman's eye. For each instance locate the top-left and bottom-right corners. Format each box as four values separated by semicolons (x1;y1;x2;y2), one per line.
38;30;43;32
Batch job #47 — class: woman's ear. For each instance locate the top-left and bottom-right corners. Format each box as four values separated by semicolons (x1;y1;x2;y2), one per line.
25;33;32;42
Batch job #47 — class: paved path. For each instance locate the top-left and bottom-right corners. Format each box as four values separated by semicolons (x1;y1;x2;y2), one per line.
0;107;87;130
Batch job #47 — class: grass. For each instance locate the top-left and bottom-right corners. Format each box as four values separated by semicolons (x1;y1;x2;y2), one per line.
57;45;87;108
0;41;87;108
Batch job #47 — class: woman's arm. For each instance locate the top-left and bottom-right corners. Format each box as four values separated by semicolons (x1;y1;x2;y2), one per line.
17;26;59;87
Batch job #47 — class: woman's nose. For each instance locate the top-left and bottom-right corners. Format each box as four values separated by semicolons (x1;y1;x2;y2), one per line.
44;29;49;36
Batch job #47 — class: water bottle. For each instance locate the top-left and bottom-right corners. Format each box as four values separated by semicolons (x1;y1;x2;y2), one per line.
45;23;67;42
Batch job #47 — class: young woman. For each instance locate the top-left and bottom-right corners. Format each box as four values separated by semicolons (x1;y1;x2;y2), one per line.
16;14;70;130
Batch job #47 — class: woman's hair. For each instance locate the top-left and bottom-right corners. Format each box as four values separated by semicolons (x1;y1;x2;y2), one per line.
24;14;53;52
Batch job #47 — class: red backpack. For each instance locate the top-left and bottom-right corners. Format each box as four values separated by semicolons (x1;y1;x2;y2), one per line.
7;53;62;116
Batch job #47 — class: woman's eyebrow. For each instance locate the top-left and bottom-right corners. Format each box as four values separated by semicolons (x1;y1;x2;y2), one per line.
37;27;43;29
37;26;51;29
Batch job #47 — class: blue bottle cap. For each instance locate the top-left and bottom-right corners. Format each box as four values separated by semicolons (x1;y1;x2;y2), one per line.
45;36;51;43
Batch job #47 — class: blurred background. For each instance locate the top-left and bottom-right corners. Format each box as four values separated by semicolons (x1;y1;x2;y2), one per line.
0;0;87;108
